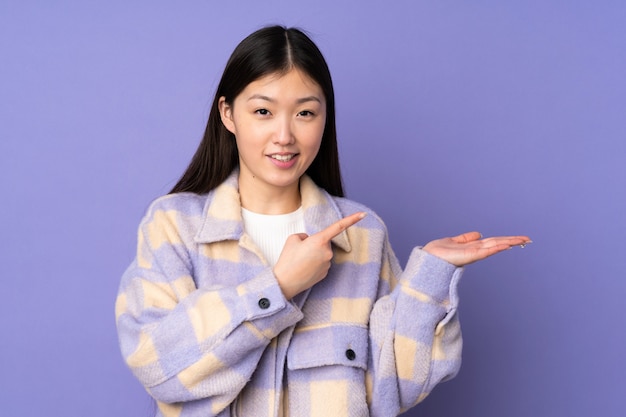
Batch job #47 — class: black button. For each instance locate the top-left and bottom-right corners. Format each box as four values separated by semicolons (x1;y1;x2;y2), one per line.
345;349;356;361
258;298;271;309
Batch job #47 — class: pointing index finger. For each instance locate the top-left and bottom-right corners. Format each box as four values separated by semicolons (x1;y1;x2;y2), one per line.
316;212;367;242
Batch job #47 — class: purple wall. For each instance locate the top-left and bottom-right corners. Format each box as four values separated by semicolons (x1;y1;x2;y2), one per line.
1;1;624;416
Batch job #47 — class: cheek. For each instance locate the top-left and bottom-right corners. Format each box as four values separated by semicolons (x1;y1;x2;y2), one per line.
312;125;325;153
234;135;256;160
301;135;322;157
303;121;325;150
234;125;266;152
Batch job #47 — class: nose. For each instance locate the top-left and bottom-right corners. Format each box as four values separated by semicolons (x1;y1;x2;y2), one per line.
273;116;295;146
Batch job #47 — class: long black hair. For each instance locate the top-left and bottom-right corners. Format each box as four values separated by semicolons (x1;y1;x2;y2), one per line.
169;25;344;197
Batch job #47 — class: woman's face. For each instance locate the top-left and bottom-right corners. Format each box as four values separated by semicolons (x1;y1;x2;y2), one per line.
219;68;326;197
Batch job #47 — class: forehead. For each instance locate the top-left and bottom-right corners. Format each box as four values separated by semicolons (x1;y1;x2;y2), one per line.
240;68;324;100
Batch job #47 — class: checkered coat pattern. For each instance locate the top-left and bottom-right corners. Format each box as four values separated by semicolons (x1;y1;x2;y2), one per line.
116;171;463;417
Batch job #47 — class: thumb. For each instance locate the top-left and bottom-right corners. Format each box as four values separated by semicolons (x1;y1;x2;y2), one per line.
286;233;309;243
450;231;482;244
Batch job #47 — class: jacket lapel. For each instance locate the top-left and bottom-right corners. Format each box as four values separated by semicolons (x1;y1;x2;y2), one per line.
194;170;352;253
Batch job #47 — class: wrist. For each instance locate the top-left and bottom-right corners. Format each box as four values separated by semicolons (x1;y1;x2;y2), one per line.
273;266;297;300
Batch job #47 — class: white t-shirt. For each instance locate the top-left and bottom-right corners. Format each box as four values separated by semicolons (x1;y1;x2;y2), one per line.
241;207;306;266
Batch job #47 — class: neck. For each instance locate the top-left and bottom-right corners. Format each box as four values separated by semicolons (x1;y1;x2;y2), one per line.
238;176;301;215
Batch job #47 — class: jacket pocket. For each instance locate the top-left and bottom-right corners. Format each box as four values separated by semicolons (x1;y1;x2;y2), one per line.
287;324;368;371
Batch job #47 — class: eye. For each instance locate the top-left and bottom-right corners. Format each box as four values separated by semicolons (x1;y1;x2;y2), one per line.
298;110;315;117
255;108;270;116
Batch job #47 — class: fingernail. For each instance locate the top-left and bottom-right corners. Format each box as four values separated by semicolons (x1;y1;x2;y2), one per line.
358;212;367;219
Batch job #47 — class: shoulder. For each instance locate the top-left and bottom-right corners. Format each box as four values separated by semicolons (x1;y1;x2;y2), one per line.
133;192;216;246
144;192;210;217
138;192;213;235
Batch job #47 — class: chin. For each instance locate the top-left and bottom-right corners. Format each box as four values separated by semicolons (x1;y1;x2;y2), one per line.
267;172;304;187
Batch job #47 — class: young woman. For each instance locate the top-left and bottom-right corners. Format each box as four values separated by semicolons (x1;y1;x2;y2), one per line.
116;25;530;417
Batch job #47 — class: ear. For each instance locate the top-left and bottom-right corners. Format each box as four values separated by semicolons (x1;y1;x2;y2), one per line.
218;96;236;135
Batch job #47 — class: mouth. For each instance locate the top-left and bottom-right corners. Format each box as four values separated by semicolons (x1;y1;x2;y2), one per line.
269;153;298;162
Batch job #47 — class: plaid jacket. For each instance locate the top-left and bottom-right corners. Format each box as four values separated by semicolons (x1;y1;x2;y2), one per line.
116;171;463;417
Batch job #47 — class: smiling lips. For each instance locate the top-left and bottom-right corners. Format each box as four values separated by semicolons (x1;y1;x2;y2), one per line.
270;153;297;162
268;153;299;168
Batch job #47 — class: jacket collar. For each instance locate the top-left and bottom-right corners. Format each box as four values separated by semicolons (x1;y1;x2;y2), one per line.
194;170;352;252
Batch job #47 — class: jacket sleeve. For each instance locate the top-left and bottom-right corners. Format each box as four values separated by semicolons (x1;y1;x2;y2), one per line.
366;237;463;416
115;204;303;412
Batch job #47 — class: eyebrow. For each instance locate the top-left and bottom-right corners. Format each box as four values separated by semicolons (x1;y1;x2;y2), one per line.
247;94;322;104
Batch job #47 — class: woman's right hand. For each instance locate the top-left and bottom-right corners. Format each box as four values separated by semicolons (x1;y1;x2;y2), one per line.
273;212;366;299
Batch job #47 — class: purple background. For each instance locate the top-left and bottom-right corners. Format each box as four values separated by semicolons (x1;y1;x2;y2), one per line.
1;1;625;416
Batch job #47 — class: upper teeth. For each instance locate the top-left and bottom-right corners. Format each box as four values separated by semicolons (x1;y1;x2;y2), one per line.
271;154;294;162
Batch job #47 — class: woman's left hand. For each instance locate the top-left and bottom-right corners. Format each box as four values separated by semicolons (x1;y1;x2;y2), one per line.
422;231;532;267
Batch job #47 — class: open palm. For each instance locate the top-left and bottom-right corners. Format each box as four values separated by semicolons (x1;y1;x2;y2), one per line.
423;231;532;267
